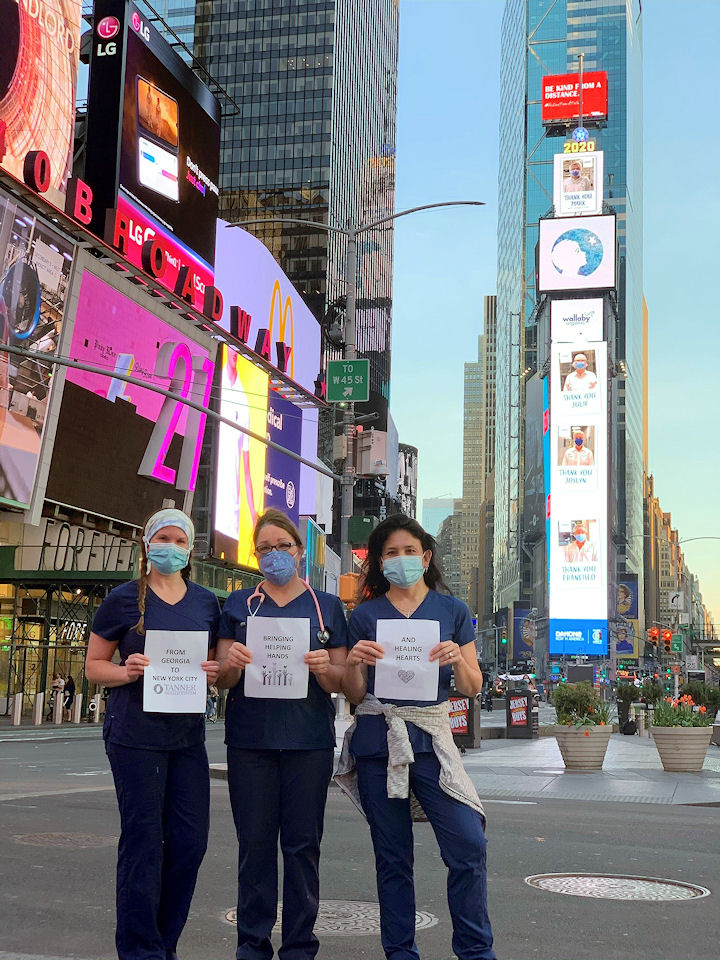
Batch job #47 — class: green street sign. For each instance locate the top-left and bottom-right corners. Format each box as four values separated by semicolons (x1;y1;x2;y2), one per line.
326;359;370;403
671;635;683;653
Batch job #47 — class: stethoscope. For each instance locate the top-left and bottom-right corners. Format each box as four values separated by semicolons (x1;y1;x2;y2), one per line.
245;579;331;644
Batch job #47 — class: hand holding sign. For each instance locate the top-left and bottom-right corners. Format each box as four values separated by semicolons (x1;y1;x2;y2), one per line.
374;620;440;702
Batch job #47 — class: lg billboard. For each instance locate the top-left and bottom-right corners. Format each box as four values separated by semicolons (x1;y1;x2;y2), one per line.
85;1;220;307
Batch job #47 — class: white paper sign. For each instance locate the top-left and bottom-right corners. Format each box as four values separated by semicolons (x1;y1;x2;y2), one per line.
142;631;208;714
374;619;440;702
244;617;310;699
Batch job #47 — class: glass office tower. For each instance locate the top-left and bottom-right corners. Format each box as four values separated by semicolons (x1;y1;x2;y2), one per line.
494;0;644;624
189;0;399;434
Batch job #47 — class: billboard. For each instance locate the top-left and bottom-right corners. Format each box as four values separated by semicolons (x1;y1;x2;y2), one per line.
45;268;216;525
0;0;82;208
553;151;603;217
214;346;269;570
85;1;220;302
541;71;608;125
538;215;616;294
265;393;302;527
513;606;535;661
550;298;604;344
214;222;322;397
549;341;608;655
615;574;640;659
0;188;75;509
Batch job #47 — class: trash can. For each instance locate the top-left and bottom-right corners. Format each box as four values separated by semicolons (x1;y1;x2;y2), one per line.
450;694;482;749
506;688;539;739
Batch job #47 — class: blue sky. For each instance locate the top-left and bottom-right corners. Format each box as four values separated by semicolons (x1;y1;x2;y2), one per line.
390;0;720;626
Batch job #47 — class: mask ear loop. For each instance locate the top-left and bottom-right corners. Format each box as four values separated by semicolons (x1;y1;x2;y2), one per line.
142;536;152;573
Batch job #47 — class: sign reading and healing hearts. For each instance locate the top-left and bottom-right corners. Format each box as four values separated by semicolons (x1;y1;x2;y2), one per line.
373;619;440;702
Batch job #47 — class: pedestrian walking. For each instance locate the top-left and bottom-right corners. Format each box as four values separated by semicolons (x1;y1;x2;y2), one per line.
215;508;348;960
47;672;64;720
336;514;496;960
84;508;220;960
206;683;218;722
63;673;75;721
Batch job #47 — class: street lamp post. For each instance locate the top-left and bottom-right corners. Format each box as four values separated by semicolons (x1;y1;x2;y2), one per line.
229;200;484;572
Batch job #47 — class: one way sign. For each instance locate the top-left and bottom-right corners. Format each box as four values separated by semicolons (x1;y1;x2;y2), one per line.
326;359;370;403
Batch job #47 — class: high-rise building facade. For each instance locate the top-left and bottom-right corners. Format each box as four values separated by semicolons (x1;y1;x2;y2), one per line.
459;335;485;608
494;1;644;635
188;0;398;433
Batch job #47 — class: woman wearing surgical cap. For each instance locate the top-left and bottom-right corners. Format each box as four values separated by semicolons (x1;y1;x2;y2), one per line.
85;508;220;960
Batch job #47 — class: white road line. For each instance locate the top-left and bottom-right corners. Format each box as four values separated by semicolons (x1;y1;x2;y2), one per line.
483;799;538;805
0;785;115;802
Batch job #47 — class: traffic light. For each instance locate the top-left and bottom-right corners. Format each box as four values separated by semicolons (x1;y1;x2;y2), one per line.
500;628;507;645
662;629;672;654
647;626;659;645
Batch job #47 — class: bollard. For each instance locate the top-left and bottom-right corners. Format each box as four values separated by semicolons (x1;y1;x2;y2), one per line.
72;698;83;724
11;693;23;726
53;693;64;725
33;692;44;726
89;694;102;723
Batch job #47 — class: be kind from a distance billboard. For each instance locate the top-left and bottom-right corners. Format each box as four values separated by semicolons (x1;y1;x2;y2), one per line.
541;71;608;125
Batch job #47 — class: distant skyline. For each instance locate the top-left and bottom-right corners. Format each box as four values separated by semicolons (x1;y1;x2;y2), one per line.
390;0;720;627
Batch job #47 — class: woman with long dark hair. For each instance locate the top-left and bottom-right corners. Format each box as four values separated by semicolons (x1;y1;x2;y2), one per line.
85;508;220;960
337;514;495;960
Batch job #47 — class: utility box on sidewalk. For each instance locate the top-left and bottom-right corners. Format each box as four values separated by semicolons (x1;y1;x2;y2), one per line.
450;695;482;749
506;689;539;739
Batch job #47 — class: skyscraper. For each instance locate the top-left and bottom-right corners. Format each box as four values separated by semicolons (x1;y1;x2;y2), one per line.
494;1;644;639
188;0;399;433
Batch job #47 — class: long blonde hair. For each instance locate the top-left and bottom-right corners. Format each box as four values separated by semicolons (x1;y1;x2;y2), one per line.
132;530;192;635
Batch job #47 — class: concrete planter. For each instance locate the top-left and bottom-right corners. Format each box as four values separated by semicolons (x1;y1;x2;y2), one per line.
651;725;714;772
553;724;612;771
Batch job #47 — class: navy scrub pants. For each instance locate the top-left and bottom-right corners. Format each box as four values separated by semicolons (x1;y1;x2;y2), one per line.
227;747;334;960
356;752;496;960
106;741;210;960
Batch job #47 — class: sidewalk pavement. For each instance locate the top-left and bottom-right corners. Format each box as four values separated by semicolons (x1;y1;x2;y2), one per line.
6;712;720;808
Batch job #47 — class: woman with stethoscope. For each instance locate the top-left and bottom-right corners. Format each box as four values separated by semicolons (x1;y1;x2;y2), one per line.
215;508;348;960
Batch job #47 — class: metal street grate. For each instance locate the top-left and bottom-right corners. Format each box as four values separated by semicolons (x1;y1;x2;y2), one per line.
225;901;438;934
525;873;711;901
11;833;117;848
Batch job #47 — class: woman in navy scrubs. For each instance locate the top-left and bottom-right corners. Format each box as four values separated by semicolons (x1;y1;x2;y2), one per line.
85;508;220;960
216;508;348;960
339;514;495;960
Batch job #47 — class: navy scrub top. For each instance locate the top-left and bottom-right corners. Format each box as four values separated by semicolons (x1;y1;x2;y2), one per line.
348;590;476;757
92;580;221;751
218;586;348;750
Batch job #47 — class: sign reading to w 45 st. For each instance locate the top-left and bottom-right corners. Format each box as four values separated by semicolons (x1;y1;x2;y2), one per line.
326;359;370;403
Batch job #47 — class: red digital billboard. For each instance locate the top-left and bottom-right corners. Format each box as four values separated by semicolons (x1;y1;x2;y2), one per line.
541;71;608;125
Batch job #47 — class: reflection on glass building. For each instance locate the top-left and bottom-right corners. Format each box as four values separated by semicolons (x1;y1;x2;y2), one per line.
494;1;644;625
178;0;399;435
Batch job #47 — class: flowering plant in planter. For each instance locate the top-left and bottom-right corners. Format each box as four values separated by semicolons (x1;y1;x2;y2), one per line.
553;682;611;727
653;695;713;727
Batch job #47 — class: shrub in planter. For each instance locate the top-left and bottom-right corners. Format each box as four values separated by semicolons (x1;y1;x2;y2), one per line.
651;695;714;773
616;682;640;729
640;679;664;706
552;682;612;771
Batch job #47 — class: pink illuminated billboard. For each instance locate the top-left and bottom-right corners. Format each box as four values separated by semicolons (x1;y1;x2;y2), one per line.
45;268;216;525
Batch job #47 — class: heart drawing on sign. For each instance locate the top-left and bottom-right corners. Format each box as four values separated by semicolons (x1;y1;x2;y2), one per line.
398;670;415;684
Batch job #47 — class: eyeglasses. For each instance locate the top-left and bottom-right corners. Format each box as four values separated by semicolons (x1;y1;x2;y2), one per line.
255;541;296;556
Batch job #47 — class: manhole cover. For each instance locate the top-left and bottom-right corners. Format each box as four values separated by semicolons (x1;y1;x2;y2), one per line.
12;833;118;848
525;873;710;901
225;901;438;934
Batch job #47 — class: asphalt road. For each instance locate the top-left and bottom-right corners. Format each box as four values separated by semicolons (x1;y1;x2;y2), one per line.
1;730;718;960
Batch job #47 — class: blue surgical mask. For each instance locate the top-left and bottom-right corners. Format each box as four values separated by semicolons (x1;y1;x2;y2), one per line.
147;545;190;574
382;555;426;588
574;361;587;370
260;550;297;586
575;534;587;544
574;437;584;447
571;168;580;178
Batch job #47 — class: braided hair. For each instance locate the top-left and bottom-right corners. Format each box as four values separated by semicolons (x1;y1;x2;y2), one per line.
132;530;192;635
